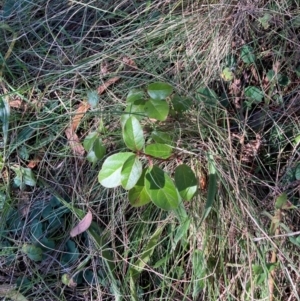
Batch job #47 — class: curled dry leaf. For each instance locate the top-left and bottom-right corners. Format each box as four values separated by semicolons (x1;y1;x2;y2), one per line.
70;210;93;237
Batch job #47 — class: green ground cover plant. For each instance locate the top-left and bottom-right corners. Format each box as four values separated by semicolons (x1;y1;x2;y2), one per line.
0;0;300;300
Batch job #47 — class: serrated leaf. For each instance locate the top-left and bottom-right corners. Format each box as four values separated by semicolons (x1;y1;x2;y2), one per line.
241;45;256;64
121;155;143;190
98;152;134;188
122;116;145;151
126;89;145;103
151;131;172;145
128;170;151;207
144;143;172;159
21;244;43;261
171;94;192;112
147;82;173;100
145;165;181;210
87;91;99;108
245;86;264;103
221;67;234;81
174;164;198;200
144;99;169;121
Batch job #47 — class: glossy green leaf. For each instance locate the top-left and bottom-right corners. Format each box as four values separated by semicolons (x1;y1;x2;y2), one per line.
144;99;169;121
98;152;134;188
128;169;151;207
221;67;234;81
174;164;198;200
151;131;172;145
121;155;143;190
126;89;145;103
245;86;264;103
171;94;192;112
87;90;99;108
121;103;146;127
144;143;172;159
122;116;145;151
147;82;173;100
21;244;43;261
241;45;256;64
145;165;181;210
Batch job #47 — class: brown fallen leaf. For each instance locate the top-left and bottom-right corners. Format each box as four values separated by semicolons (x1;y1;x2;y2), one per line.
70;210;93;237
27;156;41;169
65;127;85;156
71;101;90;132
97;76;120;95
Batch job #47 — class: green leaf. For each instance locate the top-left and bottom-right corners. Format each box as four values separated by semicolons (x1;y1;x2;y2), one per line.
0;285;29;301
0;97;10;146
241;45;256;64
98;152;134;188
83;132;98;151
21;244;43;261
267;69;275;81
128;170;151;207
86;150;99;163
199;154;217;225
295;164;300;180
171;94;192;113
145;165;181;210
147;82;173;100
144;143;172;159
221;67;234;81
121;104;146;128
87;91;99;108
122;116;145;151
258;13;272;29
11;166;36;189
130;224;164;279
275;192;288;209
196;87;218;106
121;155;143;190
244;86;264;103
144;99;169;121
61;239;79;265
151;131;172;145
296;64;300;78
278;74;290;86
126;89;145;104
174;164;198;200
172;217;190;251
93;138;106;159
